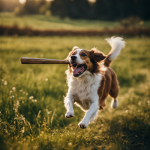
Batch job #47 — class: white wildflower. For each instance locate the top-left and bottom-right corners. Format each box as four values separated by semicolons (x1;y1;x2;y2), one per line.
47;111;51;114
32;99;37;102
4;81;7;85
12;87;16;91
16;101;20;106
45;78;48;81
68;143;72;146
21;129;24;133
21;127;25;133
29;96;34;99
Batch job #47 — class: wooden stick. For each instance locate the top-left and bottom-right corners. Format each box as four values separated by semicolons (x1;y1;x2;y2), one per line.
21;57;70;64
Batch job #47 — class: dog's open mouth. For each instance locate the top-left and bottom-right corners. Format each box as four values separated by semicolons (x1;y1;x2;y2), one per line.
71;63;87;77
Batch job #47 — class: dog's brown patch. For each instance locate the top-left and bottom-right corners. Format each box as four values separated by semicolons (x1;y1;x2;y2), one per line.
98;68;119;110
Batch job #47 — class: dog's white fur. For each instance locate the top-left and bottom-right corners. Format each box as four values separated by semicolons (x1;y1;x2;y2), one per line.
64;37;125;128
111;99;118;108
65;71;102;128
106;37;125;60
69;49;83;64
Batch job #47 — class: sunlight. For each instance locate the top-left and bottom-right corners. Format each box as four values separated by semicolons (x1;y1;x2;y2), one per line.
46;0;54;1
19;0;26;4
88;0;96;3
19;0;53;4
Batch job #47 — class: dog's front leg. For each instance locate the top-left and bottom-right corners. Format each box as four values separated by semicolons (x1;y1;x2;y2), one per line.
78;99;99;129
64;95;74;118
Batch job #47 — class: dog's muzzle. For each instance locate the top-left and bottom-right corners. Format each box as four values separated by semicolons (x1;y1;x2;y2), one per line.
71;56;77;62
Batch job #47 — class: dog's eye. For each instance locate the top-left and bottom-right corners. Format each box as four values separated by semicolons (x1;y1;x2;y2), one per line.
81;53;87;57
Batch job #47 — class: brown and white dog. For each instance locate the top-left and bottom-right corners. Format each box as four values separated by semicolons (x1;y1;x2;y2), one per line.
64;37;125;129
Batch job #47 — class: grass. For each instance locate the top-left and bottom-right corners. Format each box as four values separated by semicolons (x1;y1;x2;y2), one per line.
0;36;150;150
1;12;150;30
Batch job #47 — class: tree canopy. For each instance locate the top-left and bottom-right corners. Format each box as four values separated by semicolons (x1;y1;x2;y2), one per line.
51;0;150;20
1;0;150;20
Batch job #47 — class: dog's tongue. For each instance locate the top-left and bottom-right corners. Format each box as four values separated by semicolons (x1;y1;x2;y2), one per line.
73;66;82;76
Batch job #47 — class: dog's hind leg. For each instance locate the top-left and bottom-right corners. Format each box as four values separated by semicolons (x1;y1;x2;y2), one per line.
110;98;118;108
98;77;107;110
109;74;119;108
109;89;119;108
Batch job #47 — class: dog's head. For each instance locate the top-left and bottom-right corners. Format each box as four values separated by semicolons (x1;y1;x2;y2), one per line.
66;46;106;77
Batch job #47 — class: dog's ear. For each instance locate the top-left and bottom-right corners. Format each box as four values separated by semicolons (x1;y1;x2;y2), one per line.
90;48;106;62
72;46;79;51
65;46;79;61
93;51;106;62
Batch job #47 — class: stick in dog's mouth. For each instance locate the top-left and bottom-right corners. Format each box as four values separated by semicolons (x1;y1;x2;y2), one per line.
21;57;70;64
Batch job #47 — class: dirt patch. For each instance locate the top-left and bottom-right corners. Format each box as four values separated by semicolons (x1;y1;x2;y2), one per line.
0;25;150;36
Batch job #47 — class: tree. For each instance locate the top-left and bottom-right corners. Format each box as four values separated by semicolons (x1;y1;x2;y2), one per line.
51;0;91;19
24;0;38;14
0;0;19;12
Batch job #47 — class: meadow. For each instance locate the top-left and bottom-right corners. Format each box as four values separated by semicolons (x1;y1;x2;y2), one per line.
0;36;150;150
1;12;150;30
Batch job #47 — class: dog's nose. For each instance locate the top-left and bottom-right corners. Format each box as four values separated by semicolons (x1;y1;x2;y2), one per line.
71;56;77;61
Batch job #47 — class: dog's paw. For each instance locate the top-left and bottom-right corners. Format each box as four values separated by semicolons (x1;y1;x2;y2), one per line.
78;121;88;129
65;111;74;118
111;99;118;108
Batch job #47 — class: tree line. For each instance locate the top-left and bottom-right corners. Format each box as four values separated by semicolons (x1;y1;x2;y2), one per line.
51;0;150;20
0;0;150;21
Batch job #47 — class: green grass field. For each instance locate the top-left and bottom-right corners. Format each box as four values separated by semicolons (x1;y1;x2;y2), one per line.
0;36;150;150
1;12;150;30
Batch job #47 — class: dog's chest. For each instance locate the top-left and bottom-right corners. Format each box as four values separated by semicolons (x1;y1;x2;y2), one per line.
68;72;102;110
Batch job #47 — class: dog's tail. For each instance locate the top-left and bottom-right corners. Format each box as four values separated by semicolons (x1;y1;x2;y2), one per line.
104;37;125;67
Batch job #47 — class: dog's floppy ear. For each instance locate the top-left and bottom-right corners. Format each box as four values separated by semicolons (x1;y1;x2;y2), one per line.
91;48;106;62
65;46;79;61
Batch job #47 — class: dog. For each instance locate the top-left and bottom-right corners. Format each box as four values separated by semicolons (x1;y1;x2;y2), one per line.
64;37;125;129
